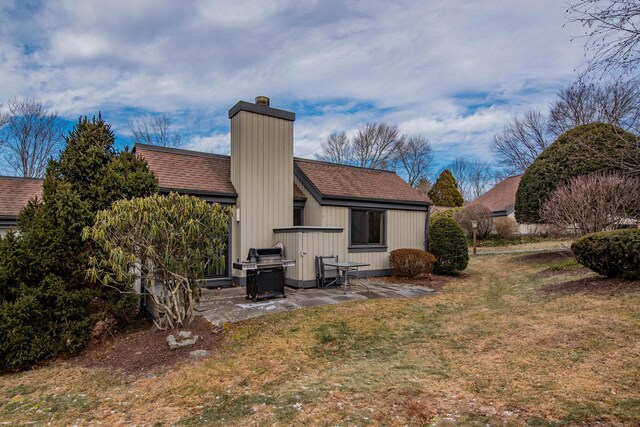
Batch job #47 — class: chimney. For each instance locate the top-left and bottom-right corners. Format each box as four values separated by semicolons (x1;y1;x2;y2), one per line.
228;97;295;273
255;96;270;107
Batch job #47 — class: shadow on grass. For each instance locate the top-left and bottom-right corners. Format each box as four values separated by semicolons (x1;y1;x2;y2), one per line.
539;276;640;295
517;250;573;264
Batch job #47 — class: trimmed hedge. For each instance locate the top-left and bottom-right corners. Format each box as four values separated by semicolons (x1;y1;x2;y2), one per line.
429;215;469;275
389;249;436;278
515;123;640;223
571;229;640;279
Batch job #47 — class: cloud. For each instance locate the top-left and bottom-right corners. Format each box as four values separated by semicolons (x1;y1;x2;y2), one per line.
0;0;587;166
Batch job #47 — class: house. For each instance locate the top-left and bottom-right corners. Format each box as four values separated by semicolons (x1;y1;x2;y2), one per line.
0;176;43;236
135;97;432;288
473;174;546;235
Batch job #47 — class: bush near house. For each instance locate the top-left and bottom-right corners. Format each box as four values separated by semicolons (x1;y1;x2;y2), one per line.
85;193;232;329
571;229;640;279
454;203;493;239
429;215;469;275
0;115;158;372
515;123;640;224
389;248;437;278
494;217;519;239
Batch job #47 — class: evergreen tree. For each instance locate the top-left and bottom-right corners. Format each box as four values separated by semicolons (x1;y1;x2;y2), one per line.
428;169;464;207
0;115;158;371
515;123;640;223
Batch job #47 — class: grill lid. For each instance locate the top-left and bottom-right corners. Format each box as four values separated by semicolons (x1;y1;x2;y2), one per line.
247;247;283;262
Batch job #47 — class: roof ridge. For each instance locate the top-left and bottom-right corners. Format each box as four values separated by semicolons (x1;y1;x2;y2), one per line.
134;143;230;160
294;157;397;174
0;175;44;181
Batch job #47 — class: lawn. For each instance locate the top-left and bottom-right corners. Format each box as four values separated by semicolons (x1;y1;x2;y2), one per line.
1;251;639;426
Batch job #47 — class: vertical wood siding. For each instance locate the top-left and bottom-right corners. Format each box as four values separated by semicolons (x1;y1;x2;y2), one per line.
230;111;294;273
317;206;426;275
293;175;322;226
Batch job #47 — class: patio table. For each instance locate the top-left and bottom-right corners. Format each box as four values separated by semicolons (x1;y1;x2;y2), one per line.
322;261;370;294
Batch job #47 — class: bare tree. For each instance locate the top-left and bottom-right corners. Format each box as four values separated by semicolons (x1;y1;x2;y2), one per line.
128;114;181;147
395;135;433;186
447;157;495;200
567;0;640;75
549;78;640;135
351;123;403;169
491;109;552;174
447;157;471;199
467;160;495;200
540;172;640;235
316;131;351;164
454;203;494;239
0;98;64;178
414;176;432;196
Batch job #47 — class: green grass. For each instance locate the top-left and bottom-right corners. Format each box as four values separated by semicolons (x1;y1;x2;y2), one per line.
548;258;584;271
1;252;639;426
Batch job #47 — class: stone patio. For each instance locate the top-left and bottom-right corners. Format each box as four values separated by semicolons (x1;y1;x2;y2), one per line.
195;282;435;326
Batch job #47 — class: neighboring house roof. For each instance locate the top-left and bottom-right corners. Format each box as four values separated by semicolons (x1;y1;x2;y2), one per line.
0;176;43;221
294;158;431;210
473;175;522;216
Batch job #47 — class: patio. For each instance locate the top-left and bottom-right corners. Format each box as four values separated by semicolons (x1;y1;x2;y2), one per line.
195;282;435;326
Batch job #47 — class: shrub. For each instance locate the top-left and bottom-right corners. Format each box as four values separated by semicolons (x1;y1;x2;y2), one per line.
0;275;93;372
494;217;519;238
454;203;493;239
85;193;232;329
0;115;158;371
571;229;640;279
429;215;469;275
515;123;640;223
540;172;640;236
431;206;463;221
389;249;437;278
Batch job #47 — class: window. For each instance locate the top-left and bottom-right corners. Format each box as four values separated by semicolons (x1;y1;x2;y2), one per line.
350;209;385;246
294;207;304;226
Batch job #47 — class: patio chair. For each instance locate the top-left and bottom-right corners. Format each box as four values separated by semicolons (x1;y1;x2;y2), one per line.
316;255;340;289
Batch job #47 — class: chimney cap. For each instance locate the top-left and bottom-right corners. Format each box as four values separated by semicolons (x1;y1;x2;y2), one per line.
255;96;270;106
228;100;295;121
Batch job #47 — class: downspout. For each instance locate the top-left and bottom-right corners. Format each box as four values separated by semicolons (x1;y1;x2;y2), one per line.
424;205;431;252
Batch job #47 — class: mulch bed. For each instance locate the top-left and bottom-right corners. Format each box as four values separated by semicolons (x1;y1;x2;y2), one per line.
71;316;226;378
536;267;593;278
539;276;640;296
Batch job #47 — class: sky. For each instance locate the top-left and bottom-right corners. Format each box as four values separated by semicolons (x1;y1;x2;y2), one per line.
0;0;588;175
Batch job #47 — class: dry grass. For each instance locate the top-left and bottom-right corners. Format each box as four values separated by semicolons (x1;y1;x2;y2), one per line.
1;252;639;426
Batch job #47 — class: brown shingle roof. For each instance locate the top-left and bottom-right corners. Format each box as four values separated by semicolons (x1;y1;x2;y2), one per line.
293;183;306;200
135;144;427;206
294;159;430;205
473;175;522;214
135;144;237;195
0;177;43;218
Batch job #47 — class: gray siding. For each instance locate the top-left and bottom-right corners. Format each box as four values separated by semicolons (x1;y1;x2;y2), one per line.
294;175;322;226
230;110;294;275
275;206;427;283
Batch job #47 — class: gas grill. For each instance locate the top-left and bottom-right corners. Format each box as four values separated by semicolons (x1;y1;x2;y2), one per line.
232;247;295;301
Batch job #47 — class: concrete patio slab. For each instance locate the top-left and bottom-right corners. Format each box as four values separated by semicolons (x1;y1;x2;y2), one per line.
195;282;434;326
